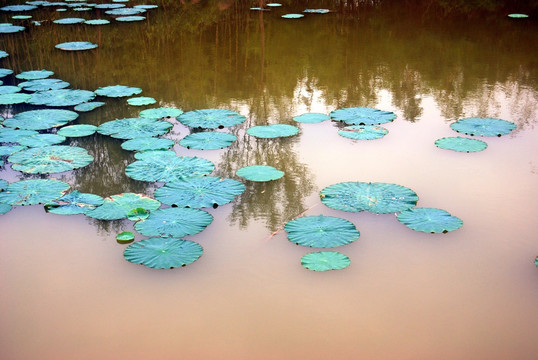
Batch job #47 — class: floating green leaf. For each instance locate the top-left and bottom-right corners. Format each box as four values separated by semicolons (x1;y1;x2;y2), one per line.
135;207;213;238
127;96;156;106
84;19;110;25
28;89;96;106
0;128;38;143
44;190;104;215
15;69;54;80
85;193;161;220
125;155;214;182
1;5;37;11
301;251;351;271
74;101;105;112
330;107;396;125
124;238;203;269
0;24;25;34
53;17;86;24
57;124;98;137
267;3;282;7
126;208;150;221
116;231;135;244
396;207;463;233
508;13;528;18
338;125;388;140
0;179;8;191
18;78;70;92
236;165;284;182
106;8;145;16
0;68;14;78
0;203;12;215
303;9;330;14
450;117;516;137
292;113;330;123
95;85;142;98
17;134;66;147
55;41;98;51
282;14;304;18
434;136;487;152
320;181;418;214
0;50;8;58
8;145;93;173
154;176;245;208
177;109;246;129
134;150;176;160
116;16;146;22
0;86;21;95
0;93;31;105
179;131;237;150
97;118;172;139
284;215;360;248
0;179;69;206
0;145;26;156
95;3;125;9
139;107;183;119
134;5;159;10
247;124;299;138
121;137;174;152
4;109;78;130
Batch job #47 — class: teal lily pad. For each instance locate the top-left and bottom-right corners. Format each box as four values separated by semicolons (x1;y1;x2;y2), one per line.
292;113;330;123
0;68;14;78
116;16;146;22
106;8;145;15
125;155;214;182
135;207;213;238
267;3;282;7
303;9;330;14
179;131;237;150
95;3;125;9
116;231;135;244
85;193;161;220
74;101;105;112
97;118;172;139
0;179;69;205
55;41;98;51
236;165;284;182
0;145;26;156
154;176;245;208
127;96;156;106
8;145;93;173
139;107;183;119
15;69;54;80
57;124;98;137
320;181;419;214
4;109;78;130
0;203;12;215
0;179;8;190
28;89;96;106
177;109;246;129
434;136;487;152
12;15;32;20
44;190;104;215
330;107;396;125
18;78;70;92
0;86;22;95
134;150;176;160
338;125;389;140
126;208;150;221
301;251;351;271
0;128;38;143
397;207;463;233
121;137;174;152
0;24;25;33
1;5;38;11
0;51;8;58
84;19;110;25
282;14;304;19
95;85;142;98
284;215;360;248
124;238;203;269
247;124;299;139
0;93;31;105
508;13;528;18
450;117;516;137
134;5;159;10
17;134;66;147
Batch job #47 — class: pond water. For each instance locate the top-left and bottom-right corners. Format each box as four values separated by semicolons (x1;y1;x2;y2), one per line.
1;2;537;359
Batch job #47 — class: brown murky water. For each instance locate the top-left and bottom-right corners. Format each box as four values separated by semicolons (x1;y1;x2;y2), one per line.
1;2;537;359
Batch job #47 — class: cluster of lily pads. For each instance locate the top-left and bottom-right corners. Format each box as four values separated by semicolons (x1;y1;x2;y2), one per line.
249;2;330;19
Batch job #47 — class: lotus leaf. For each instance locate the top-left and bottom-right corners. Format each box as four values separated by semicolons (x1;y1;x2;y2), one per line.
116;16;146;22
177;109;246;129
117;231;135;244
0;179;8;190
18;78;70;92
154;176;245;208
0;51;7;58
9;145;92;173
0;24;25;34
134;5;158;9
139;107;183;119
135;207;213;238
0;93;31;105
55;41;98;51
0;203;11;215
434;136;487;152
134;149;176;160
4;109;78;130
73;7;91;11
15;70;54;80
284;215;360;248
53;18;85;24
95;85;142;98
0;128;38;143
450;117;516;137
12;15;32;20
338;125;389;140
247;124;299;138
303;9;330;13
74;101;105;112
0;179;69;205
330;107;396;125
236;165;284;182
125;155;214;182
44;190;104;215
0;145;26;156
267;3;282;7
57;124;98;137
97;118;172;139
0;86;21;95
95;4;125;9
28;89;96;106
0;68;14;78
85;193;161;220
121;137;174;152
17;134;66;147
397;208;463;233
179;131;237;150
124;238;203;269
105;8;145;15
1;5;37;11
127;96;156;106
126;208;149;221
57;9;67;12
84;19;110;25
301;251;351;271
508;13;528;18
250;7;269;11
292;113;330;123
282;14;304;18
320;181;418;214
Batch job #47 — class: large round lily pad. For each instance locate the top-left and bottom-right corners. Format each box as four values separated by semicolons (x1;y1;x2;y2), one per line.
97;118;172;139
18;78;70;92
124;238;203;269
1;5;37;11
434;136;487;152
179;131;237;150
301;251;351;271
139;107;183;119
125;155;214;182
44;190;104;215
17;134;66;147
154;176;245;208
135;207;213;238
0;68;14;78
0;128;38;143
0;24;25;33
397;207;463;233
330;107;396;125
28;89;96;106
177;109;246;129
95;85;142;98
282;14;304;19
236;165;284;182
4;109;78;130
15;69;54;80
57;124;98;137
0;93;31;105
74;101;105;112
85;19;110;25
338;125;388;140
121;137;174;152
284;215;360;248
85;193;161;220
293;113;330;123
450;117;516;137
0;179;69;205
127;96;156;106
55;41;98;51
320;181;419;214
8;145;93;173
0;86;21;95
247;124;299;139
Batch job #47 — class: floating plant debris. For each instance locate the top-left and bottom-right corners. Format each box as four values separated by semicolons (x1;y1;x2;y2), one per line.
396;207;463;233
18;78;70;92
284;215;360;248
434;136;487;152
139;107;183;119
44;190;104;215
135;207;213;238
338;125;389;140
330;107;396;125
53;18;85;24
28;89;96;106
55;41;98;51
301;251;351;271
116;231;135;244
127;96;156;106
0;179;69;206
236;165;284;182
282;14;304;19
125;155;214;182
124;238;203;269
9;145;93;173
177;109;246;129
450;117;516;137
74;101;105;112
292;113;330;123
85;193;161;220
57;124;98;137
95;85;142;98
120;137;174;152
179;131;237;150
247;124;299;138
4;109;79;130
17;133;66;147
0;93;31;105
97;117;172;139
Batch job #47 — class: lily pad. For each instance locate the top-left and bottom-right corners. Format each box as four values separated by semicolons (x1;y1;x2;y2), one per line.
0;86;21;95
13;15;32;19
154;176;245;208
320;181;418;214
0;128;38;143
508;13;528;18
282;14;304;19
44;190;104;215
303;9;330;14
126;207;150;221
15;70;54;80
18;78;70;92
0;24;25;34
236;165;284;182
139;107;183;119
124;238;203;269
0;179;8;190
301;251;351;271
95;85;142;98
0;203;12;215
177;109;246;129
267;3;282;7
0;68;14;78
397;207;463;233
434;136;487;152
55;41;98;51
8;145;93;173
57;124;98;137
85;193;161;220
0;179;69;206
95;3;125;9
134;5;158;9
127;96;156;106
121;137;174;152
84;19;110;25
116;231;135;244
330;107;396;125
116;16;146;22
284;215;360;248
292;113;330;123
105;8;145;16
17;133;66;147
134;149;176;160
179;131;237;150
125;155;214;182
0;145;26;156
0;93;31;105
28;89;96;106
450;117;516;137
135;207;213;238
1;5;38;11
338;125;389;140
247;124;299;139
97;117;172;139
53;17;85;24
4;109;78;130
74;101;105;112
0;51;8;58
